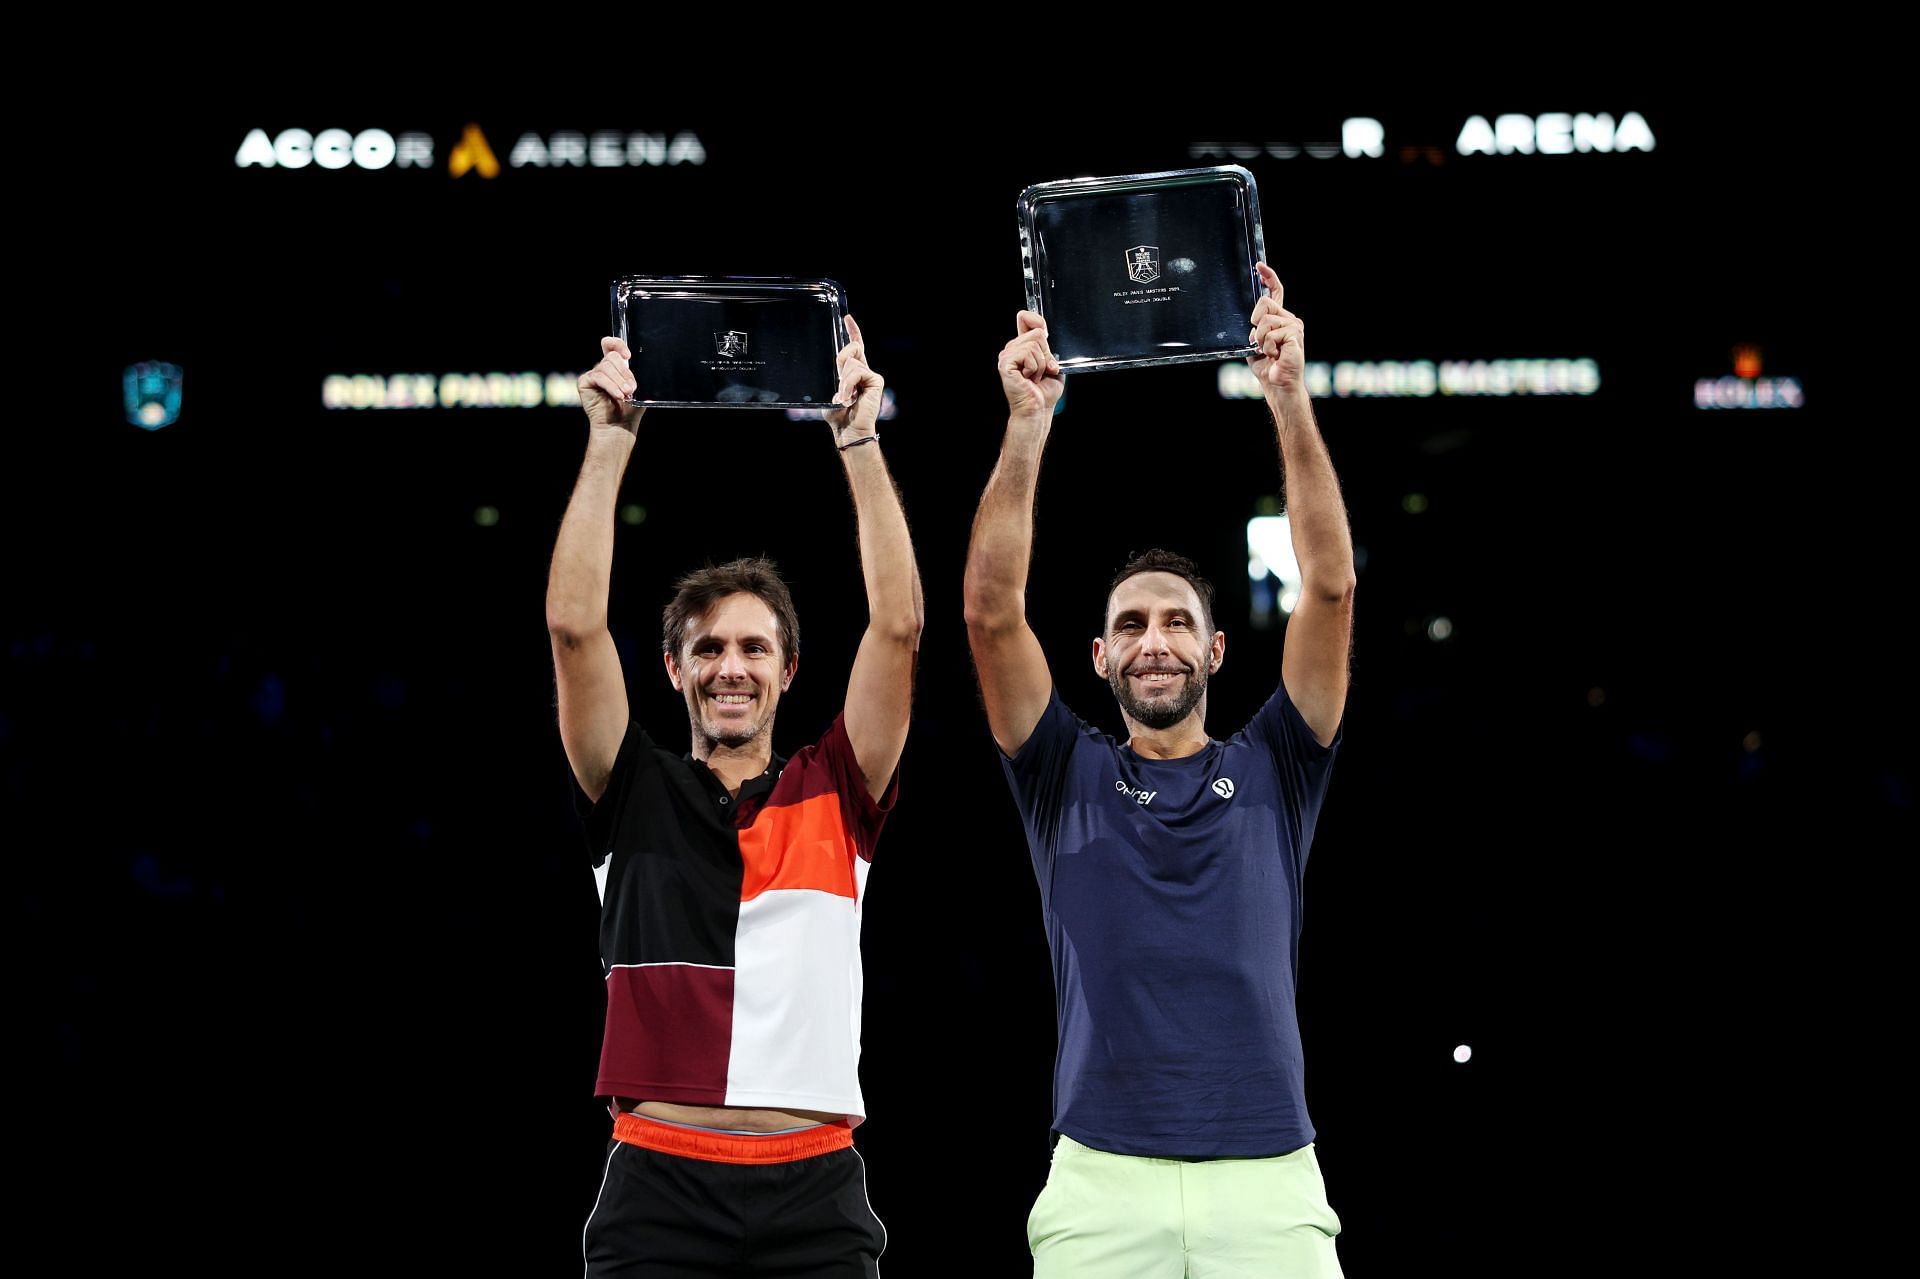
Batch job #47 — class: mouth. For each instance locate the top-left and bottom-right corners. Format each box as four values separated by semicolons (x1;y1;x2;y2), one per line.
1128;668;1186;688
707;691;755;708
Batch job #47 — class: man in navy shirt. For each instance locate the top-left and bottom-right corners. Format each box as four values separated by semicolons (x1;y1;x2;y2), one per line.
964;264;1356;1276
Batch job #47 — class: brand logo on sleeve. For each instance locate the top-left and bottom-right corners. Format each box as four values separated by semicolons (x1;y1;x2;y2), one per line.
1211;777;1236;800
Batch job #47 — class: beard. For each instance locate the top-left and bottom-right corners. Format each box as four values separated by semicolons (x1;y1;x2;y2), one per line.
699;716;766;750
693;693;771;751
1109;661;1208;730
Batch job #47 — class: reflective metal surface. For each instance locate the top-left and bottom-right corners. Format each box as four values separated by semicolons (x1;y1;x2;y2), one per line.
610;276;848;409
1017;166;1266;373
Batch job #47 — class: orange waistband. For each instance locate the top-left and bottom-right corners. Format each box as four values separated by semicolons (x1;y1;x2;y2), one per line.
612;1112;854;1165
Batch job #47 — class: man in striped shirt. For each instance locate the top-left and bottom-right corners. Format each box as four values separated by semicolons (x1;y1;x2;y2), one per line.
549;318;920;1276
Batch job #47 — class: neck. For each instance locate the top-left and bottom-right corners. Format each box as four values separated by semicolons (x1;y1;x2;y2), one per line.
691;736;775;796
1122;701;1210;760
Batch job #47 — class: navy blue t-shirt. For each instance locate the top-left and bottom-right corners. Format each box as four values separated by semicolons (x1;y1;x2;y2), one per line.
1001;683;1340;1158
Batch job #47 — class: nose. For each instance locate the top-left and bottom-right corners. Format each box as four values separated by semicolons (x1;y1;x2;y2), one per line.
715;645;750;681
1140;620;1172;656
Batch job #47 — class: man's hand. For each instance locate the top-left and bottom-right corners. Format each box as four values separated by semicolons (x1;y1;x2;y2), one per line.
998;311;1065;421
579;336;645;433
1248;263;1305;395
824;315;885;444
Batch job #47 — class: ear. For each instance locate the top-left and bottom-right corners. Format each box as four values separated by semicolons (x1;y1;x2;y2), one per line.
781;651;798;692
1091;636;1109;679
1209;628;1226;673
663;650;684;692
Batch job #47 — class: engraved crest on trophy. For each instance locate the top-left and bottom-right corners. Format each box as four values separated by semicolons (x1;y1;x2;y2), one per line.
1017;166;1268;372
610;277;847;409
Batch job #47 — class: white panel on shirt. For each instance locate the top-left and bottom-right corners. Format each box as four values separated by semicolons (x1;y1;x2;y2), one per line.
725;888;866;1119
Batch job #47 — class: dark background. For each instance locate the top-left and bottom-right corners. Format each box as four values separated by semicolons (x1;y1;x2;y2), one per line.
16;82;1899;1273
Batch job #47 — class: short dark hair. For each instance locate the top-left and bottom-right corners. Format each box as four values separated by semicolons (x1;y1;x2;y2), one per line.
662;556;800;665
1105;549;1217;635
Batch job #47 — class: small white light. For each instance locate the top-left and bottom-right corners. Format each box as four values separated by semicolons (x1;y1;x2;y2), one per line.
1428;616;1454;642
1453;1044;1472;1064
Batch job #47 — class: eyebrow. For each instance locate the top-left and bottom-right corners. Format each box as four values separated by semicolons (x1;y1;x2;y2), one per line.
688;633;779;650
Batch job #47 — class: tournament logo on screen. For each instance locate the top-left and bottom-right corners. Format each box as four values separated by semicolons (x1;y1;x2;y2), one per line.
1125;245;1161;285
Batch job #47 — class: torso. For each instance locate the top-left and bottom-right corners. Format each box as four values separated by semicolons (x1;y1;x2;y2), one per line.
623;1100;843;1131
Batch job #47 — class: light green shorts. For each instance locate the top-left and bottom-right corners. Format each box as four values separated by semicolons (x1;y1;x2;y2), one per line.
1028;1135;1343;1278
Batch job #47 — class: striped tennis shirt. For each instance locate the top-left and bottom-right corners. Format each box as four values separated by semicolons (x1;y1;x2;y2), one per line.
575;712;896;1123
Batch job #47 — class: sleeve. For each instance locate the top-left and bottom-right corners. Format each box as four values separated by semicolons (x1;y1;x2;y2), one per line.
1241;681;1341;863
997;688;1083;877
812;712;899;863
569;720;653;873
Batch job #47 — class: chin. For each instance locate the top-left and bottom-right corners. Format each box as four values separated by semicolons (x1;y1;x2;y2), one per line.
1112;679;1205;731
702;712;767;748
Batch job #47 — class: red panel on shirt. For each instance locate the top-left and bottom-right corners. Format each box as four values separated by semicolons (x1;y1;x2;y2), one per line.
737;790;857;902
596;963;734;1105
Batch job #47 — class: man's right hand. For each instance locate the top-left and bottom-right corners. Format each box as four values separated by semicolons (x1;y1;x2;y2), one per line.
579;336;645;433
998;311;1064;421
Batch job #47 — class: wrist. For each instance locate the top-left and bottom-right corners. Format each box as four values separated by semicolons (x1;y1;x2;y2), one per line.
1264;384;1310;415
586;420;640;453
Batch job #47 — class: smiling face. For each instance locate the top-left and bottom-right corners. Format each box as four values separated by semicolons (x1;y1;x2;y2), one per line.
665;591;796;753
1094;570;1225;732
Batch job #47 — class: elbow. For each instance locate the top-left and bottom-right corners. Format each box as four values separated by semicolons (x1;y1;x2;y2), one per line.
962;575;1019;636
546;577;608;642
962;593;1008;636
546;607;605;649
1310;573;1358;609
964;605;1023;642
874;609;924;648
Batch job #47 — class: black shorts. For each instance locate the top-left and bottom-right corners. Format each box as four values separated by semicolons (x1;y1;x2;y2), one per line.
583;1138;886;1276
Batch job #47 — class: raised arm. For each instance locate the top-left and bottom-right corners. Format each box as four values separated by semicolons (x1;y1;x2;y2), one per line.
546;337;643;801
827;316;923;800
963;311;1064;757
1250;263;1356;746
